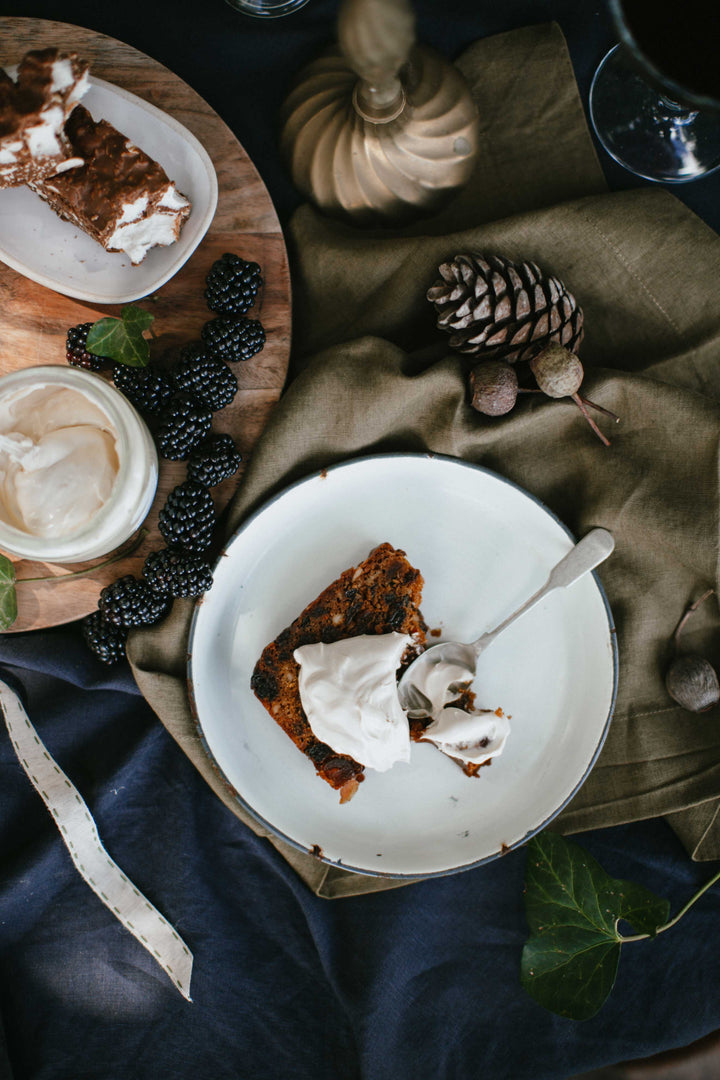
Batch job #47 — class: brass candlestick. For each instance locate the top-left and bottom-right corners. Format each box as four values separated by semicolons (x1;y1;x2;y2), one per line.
280;0;480;226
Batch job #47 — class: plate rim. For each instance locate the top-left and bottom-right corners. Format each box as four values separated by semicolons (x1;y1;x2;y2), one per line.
0;75;218;304
187;451;619;880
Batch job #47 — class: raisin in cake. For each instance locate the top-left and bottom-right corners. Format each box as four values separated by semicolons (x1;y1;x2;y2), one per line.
0;48;88;187
251;543;427;803
31;105;191;264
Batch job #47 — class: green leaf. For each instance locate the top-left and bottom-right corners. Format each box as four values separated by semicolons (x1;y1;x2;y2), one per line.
122;305;154;335
617;888;671;938
521;929;619;1022
85;304;153;367
0;554;17;630
521;831;670;1020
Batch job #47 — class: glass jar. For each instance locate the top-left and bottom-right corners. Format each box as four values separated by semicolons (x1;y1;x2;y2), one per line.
0;365;158;563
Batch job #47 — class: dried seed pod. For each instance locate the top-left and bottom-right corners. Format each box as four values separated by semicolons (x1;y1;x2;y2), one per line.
529;344;615;447
666;654;720;713
665;589;720;713
469;359;518;416
530;344;583;398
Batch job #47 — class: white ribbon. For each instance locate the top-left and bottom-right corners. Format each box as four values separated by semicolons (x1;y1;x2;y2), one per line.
0;679;193;1002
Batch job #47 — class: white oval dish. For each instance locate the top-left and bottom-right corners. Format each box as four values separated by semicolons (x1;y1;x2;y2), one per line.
188;453;618;879
0;76;218;304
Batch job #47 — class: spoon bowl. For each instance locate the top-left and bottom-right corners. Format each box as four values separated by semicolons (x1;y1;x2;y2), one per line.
398;527;615;716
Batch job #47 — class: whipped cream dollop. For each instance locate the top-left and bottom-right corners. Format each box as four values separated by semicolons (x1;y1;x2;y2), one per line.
0;385;119;538
407;657;476;718
409;653;510;766
294;632;414;772
295;631;511;773
420;705;510;766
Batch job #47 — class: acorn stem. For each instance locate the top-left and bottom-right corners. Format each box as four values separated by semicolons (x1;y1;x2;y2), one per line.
673;588;715;649
571;393;611;447
579;395;620;423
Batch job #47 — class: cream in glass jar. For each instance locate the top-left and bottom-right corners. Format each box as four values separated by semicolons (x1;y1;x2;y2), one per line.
0;365;158;563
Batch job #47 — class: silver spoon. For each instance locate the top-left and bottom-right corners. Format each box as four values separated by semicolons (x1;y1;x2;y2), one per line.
398;527;615;716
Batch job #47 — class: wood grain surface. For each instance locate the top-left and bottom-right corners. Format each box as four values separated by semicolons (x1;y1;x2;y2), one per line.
0;17;291;632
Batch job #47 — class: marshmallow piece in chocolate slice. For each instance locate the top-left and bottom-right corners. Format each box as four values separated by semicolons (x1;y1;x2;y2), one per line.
0;48;89;188
31;105;192;265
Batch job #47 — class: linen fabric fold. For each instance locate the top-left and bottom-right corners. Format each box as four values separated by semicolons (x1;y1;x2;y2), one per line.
128;22;720;897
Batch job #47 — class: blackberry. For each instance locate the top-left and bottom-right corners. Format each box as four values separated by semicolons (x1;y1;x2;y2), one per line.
205;253;262;317
156;393;212;460
158;480;215;552
171;350;237;411
201;316;265;363
66;323;104;371
187;433;242;487
99;575;172;628
177;342;205;364
143;548;213;598
113;363;174;415
82;610;129;665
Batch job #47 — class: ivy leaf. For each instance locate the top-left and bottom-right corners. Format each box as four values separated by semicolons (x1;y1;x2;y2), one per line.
0;555;17;630
521;831;670;1020
121;305;154;335
85;305;153;367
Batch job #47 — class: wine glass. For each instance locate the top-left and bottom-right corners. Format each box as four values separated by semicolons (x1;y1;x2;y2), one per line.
589;0;720;182
224;0;308;17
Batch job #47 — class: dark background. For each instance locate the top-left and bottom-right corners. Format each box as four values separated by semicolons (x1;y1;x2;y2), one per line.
3;0;717;229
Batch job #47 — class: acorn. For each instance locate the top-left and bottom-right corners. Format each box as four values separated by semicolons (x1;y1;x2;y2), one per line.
529;344;584;398
469;359;518;416
665;589;720;713
529;344;617;446
666;655;720;713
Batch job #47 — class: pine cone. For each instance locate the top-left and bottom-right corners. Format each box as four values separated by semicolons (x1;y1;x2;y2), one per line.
427;253;584;362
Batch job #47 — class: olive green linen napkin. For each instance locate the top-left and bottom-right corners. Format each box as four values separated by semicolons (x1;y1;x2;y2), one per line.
128;22;720;898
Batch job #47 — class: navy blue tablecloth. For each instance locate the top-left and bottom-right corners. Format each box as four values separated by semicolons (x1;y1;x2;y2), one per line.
1;3;719;1078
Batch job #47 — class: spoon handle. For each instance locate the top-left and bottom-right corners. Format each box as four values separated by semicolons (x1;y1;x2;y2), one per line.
471;528;615;656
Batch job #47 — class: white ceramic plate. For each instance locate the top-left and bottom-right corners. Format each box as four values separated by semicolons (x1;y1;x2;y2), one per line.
188;454;617;879
0;76;218;303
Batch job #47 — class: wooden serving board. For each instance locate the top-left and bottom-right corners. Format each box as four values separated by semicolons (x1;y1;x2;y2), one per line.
0;18;291;632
